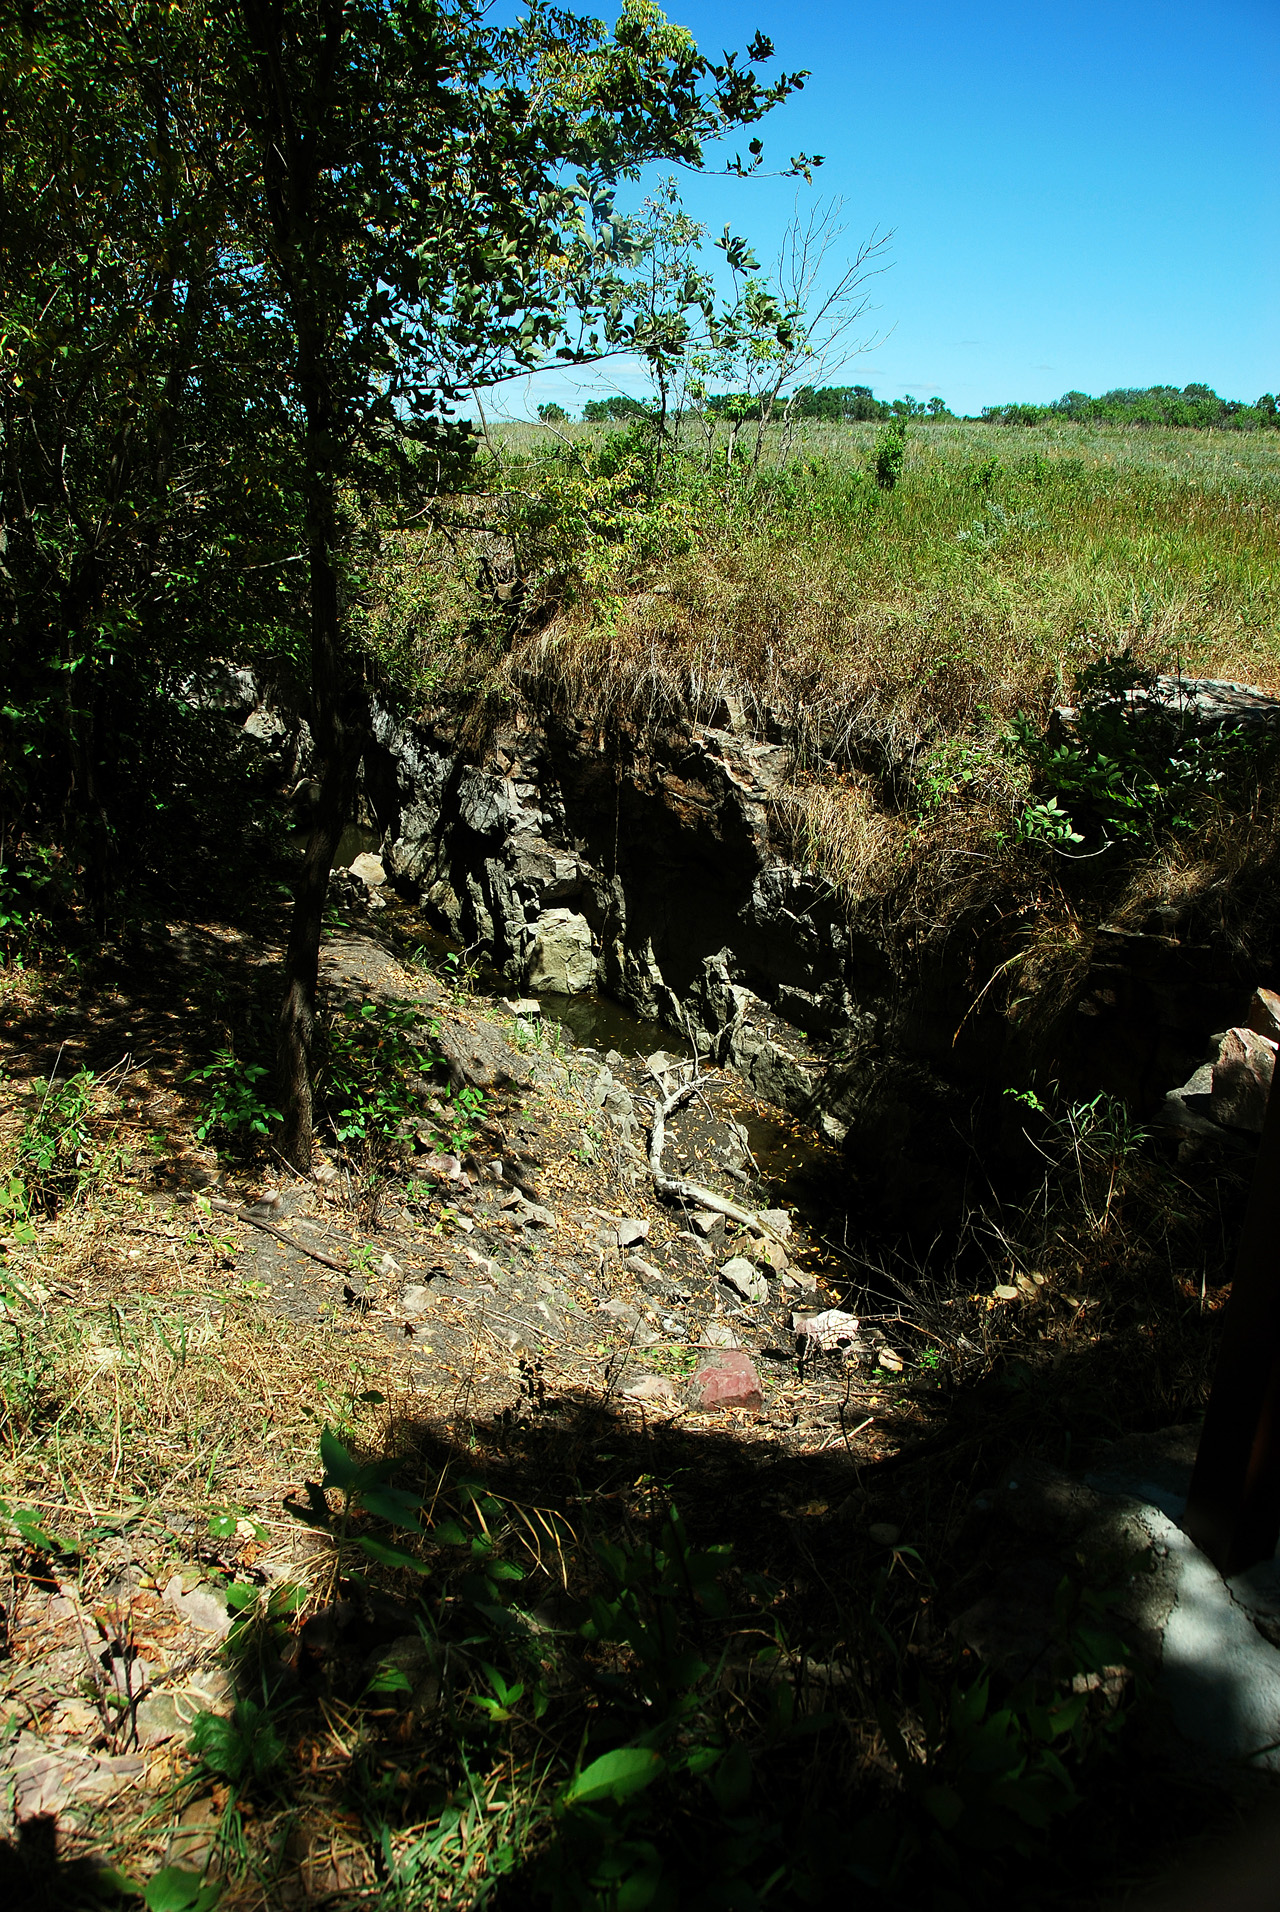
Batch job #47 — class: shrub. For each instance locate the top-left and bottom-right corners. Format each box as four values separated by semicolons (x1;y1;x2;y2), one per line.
874;416;907;490
1008;653;1270;850
187;1050;281;1146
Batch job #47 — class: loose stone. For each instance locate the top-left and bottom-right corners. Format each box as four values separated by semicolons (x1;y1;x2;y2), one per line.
719;1256;768;1304
689;1350;763;1411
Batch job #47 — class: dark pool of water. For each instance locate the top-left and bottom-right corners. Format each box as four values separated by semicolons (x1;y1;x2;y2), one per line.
533;990;692;1060
333;822;382;867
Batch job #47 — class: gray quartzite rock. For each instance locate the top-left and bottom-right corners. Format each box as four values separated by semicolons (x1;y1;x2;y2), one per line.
517;1197;556;1228
163;1573;232;1639
437;1020;531;1093
719;1257;768;1305
1056;675;1280;738
524;910;596;995
623;1254;664;1282
623;1375;678;1406
1211;1026;1276;1133
7;1735;146;1823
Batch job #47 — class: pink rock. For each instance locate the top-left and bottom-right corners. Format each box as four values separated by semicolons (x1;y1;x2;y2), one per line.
1248;987;1280;1044
689;1350;763;1412
1211;1026;1277;1133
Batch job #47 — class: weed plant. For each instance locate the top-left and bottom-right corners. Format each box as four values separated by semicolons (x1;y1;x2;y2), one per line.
318;997;484;1155
186;1051;281;1148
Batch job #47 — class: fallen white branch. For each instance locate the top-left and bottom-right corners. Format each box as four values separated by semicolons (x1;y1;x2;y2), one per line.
646;1079;787;1244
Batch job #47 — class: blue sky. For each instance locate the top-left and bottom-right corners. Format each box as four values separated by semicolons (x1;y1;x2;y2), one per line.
508;0;1279;419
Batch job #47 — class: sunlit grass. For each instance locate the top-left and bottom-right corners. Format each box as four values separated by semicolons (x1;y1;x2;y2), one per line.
457;419;1280;742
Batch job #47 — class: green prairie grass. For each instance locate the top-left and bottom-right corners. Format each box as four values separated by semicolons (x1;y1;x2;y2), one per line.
379;418;1279;746
367;420;1280;929
496;419;1280;734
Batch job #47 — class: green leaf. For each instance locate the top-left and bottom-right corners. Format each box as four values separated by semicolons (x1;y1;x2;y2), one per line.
564;1746;665;1806
356;1485;424;1530
319;1425;360;1490
356;1533;432;1573
708;1741;752;1811
365;1663;414;1695
143;1866;223;1911
7;1505;63;1552
923;1783;964;1830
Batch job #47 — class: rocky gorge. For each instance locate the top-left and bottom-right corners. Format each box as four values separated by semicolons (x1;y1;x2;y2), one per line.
221;663;1280;1235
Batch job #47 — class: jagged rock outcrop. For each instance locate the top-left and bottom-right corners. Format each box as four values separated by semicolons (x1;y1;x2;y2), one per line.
1056;674;1280;737
218;663;1280;1230
359;697;893;1133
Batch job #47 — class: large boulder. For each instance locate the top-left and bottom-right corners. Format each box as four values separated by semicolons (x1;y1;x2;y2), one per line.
524;909;596;995
1211;1026;1277;1133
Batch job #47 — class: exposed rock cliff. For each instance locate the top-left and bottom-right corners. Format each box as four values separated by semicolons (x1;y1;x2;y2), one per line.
214;664;1280;1232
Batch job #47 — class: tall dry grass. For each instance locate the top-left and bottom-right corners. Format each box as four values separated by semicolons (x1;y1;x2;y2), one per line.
363;419;1280;981
497;420;1280;742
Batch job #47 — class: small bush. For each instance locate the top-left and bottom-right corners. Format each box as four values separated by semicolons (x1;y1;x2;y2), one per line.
874;416;907;490
18;1069;99;1216
1008;653;1271;850
186;1049;280;1146
319;998;482;1152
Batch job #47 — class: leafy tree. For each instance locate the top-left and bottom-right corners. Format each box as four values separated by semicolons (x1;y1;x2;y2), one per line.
789;383;889;422
537;402;570;423
3;0;814;1161
1;1;303;939
217;0;811;1166
582;395;654;421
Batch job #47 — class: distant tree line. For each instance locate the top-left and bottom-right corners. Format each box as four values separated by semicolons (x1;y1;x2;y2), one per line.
540;386;954;424
785;386;952;421
541;380;1279;431
981;385;1279;430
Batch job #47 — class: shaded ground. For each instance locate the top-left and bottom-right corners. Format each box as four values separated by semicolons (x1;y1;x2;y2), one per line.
0;842;1273;1907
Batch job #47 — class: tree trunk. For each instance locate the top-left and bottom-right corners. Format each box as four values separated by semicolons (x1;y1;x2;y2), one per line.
275;366;360;1172
275;719;357;1170
239;0;364;1170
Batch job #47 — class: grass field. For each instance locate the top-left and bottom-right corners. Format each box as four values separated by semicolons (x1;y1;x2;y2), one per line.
365;415;1280;1006
481;418;1280;739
